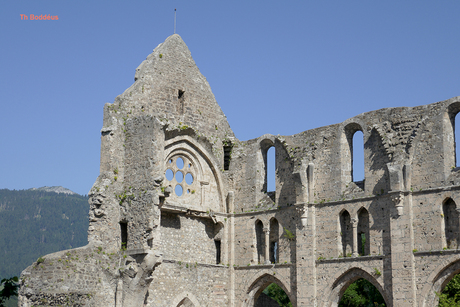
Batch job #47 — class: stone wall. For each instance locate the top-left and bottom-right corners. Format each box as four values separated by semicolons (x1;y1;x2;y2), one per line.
19;33;460;307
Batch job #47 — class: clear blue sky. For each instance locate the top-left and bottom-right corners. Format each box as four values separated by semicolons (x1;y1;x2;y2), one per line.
1;1;459;195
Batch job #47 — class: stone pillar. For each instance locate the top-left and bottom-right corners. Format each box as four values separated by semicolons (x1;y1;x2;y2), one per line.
307;163;314;203
228;191;235;307
352;218;359;257
115;279;123;307
264;227;270;264
389;192;417;306
296;204;316;306
294;162;308;204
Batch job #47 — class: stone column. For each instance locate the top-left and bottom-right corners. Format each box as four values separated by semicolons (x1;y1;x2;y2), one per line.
227;191;235;307
296;204;315;306
389;192;417;306
264;227;270;264
115;279;123;307
307;163;314;203
352;218;359;257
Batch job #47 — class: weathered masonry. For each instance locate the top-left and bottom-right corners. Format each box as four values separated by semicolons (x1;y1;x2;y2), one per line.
19;34;460;307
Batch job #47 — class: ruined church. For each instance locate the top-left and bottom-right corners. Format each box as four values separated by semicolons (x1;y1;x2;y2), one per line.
19;34;460;306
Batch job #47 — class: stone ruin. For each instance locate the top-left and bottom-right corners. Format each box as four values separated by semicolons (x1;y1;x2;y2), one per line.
18;34;460;306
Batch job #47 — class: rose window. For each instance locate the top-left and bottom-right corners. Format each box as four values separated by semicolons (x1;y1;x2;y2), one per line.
165;155;196;197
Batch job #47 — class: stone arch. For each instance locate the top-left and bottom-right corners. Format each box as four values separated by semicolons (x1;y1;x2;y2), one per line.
171;291;202;307
324;267;390;307
419;258;460;307
241;272;293;307
164;136;225;212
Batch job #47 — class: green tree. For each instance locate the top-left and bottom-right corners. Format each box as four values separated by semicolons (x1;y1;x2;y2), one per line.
263;283;292;307
438;274;460;307
339;278;385;307
0;189;89;279
0;277;19;307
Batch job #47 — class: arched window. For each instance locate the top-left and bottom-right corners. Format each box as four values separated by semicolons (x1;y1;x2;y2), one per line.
120;221;128;250
255;220;265;263
344;123;365;190
164;155;196;198
223;140;233;171
446;103;460;174
267;146;276;192
357;208;370;256
456;113;460;167
443;198;459;249
352;130;364;183
340;210;352;257
214;240;221;264
269;219;279;263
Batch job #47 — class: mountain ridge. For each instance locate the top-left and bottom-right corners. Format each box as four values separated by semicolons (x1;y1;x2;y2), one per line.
28;186;78;195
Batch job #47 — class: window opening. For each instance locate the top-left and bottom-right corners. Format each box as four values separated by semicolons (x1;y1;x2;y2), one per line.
359;233;366;255
456;113;460;167
223;142;233;171
352;131;364;183
215;240;221;264
340;211;352;257
185;173;194;184
443;198;459;249
165;169;174;181
267;146;276;192
176;157;184;169
175;185;183;196
270;242;278;263
165;155;196;198
269;218;279;263
178;90;185;99
175;171;184;183
255;221;264;263
120;222;128;250
357;208;370;256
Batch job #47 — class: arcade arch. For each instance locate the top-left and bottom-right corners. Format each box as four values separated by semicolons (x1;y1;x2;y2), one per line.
420;259;460;307
241;273;293;307
325;267;389;307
